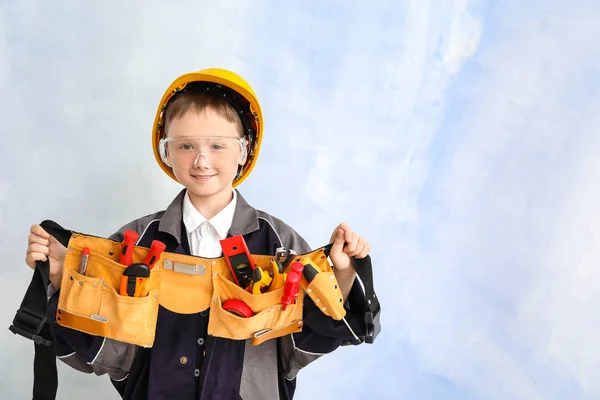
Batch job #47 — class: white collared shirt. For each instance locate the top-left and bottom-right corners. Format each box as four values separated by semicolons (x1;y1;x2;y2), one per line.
182;189;237;257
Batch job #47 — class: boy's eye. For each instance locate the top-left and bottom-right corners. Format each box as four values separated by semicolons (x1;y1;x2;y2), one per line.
211;144;226;150
179;143;194;151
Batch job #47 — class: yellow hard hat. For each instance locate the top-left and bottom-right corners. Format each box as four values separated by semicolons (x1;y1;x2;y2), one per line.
152;68;263;187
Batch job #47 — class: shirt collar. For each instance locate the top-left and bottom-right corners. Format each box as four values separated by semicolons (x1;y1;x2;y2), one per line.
159;188;259;243
182;189;238;239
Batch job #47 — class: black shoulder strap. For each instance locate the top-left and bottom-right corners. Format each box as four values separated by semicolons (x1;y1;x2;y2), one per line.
323;244;381;344
9;220;73;400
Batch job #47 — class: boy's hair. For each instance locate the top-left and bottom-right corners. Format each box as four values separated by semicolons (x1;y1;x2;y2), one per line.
163;90;244;138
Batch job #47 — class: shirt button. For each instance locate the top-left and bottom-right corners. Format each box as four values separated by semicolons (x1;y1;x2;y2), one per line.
197;337;205;346
180;356;188;365
194;368;200;378
202;224;209;232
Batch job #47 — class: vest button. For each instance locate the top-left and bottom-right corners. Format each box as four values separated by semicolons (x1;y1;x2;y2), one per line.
194;368;200;377
197;337;205;346
180;356;188;365
200;309;208;317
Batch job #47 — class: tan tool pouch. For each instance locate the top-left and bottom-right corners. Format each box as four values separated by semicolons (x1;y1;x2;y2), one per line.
57;233;346;348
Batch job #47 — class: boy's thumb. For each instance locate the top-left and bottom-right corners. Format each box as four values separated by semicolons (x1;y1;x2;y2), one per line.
331;229;344;252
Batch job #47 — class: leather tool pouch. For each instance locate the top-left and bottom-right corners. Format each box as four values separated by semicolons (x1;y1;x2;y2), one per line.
57;232;346;347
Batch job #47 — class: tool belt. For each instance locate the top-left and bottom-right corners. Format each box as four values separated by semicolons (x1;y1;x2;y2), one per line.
54;228;348;347
9;220;381;400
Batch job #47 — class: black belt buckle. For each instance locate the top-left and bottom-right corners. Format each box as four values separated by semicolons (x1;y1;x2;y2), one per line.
9;307;52;347
364;308;381;344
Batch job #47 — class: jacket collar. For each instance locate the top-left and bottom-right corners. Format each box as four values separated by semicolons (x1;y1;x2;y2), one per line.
158;188;260;243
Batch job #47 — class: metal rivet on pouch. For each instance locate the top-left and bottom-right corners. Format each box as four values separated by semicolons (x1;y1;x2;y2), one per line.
315;299;320;303
322;307;326;311
307;289;312;293
78;282;83;286
211;260;216;265
68;247;73;252
330;275;335;279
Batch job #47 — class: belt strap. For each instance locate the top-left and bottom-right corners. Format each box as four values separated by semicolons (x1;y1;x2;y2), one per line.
9;220;72;400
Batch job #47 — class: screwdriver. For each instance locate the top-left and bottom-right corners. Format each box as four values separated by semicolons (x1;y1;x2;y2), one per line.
281;271;301;311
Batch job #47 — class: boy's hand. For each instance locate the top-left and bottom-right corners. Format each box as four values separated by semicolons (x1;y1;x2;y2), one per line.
25;224;67;289
329;222;370;271
328;223;370;300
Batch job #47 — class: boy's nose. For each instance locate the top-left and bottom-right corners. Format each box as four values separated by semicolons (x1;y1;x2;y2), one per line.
193;153;212;168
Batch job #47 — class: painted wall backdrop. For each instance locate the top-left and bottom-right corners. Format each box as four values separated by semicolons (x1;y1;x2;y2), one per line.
1;1;599;399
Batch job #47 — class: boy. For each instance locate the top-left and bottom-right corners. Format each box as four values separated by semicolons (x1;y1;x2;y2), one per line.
25;68;374;399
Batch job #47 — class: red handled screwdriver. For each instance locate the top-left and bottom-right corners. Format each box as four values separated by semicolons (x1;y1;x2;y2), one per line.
281;271;301;311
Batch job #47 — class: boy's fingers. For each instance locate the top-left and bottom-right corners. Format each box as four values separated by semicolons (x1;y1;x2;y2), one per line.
344;232;359;253
353;245;370;259
347;237;366;257
30;224;50;239
28;234;50;247
26;252;48;268
28;243;50;256
331;229;345;252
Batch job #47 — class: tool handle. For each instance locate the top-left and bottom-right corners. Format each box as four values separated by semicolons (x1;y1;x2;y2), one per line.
249;267;263;295
268;259;285;292
290;261;304;275
142;240;166;269
119;230;139;266
281;271;300;310
302;262;321;283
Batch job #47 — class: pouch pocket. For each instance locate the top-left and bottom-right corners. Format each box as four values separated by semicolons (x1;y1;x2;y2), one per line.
97;283;158;347
207;273;303;341
305;270;346;320
57;246;160;347
61;271;104;322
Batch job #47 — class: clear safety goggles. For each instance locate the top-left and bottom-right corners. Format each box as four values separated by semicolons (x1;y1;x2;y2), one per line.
159;136;247;168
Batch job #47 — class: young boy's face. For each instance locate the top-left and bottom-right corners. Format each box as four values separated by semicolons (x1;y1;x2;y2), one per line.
164;107;246;201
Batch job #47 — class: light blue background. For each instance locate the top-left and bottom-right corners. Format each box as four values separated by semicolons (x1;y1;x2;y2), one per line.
2;1;599;399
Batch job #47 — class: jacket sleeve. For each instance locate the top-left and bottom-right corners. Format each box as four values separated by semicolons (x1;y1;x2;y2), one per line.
268;217;370;380
45;217;156;380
